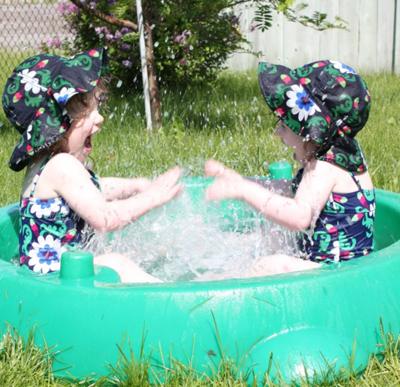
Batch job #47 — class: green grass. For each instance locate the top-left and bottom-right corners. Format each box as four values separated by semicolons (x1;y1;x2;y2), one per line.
1;71;399;205
1;69;400;384
2;326;400;386
0;327;60;386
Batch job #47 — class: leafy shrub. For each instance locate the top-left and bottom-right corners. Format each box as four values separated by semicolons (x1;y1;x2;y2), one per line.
50;0;345;92
55;0;245;89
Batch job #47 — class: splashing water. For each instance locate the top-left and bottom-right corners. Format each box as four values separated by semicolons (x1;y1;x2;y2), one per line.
88;179;300;282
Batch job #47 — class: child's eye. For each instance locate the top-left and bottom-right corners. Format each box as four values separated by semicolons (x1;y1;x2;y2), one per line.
94;93;108;113
95;93;108;106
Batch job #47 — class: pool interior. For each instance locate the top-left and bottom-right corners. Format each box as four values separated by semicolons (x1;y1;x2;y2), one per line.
1;189;400;265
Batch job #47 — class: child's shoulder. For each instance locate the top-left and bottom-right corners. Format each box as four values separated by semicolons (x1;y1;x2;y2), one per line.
306;159;373;192
44;153;90;183
303;159;339;180
299;159;339;191
47;153;86;171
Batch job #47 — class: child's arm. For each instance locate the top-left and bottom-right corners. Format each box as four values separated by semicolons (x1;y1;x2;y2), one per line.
99;177;151;200
205;159;335;231
43;153;182;232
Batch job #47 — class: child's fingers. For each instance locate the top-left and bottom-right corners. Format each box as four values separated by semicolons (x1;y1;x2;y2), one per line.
205;181;226;201
156;166;182;185
205;159;226;177
169;183;183;200
157;183;183;206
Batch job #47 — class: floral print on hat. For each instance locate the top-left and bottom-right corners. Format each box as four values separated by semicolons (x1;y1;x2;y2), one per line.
2;48;108;171
258;60;371;173
286;84;321;122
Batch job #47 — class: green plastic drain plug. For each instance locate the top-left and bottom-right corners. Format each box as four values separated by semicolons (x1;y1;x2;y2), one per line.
268;161;293;180
60;251;95;280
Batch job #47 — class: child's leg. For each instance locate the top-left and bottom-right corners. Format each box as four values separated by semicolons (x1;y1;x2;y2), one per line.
246;254;320;277
194;255;319;281
94;253;162;283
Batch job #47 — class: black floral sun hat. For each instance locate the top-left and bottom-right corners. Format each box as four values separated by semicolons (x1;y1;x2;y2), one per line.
258;60;371;173
3;48;108;171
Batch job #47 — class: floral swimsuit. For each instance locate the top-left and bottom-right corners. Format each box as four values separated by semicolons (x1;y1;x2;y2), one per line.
295;169;375;262
19;162;100;274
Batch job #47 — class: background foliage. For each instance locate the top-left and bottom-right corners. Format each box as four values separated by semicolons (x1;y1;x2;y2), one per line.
53;0;345;90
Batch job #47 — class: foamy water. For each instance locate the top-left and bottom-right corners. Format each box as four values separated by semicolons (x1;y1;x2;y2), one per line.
88;180;300;282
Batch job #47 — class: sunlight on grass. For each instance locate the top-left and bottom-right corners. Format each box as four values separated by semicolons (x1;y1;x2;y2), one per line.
1;71;399;206
2;323;400;386
0;68;400;385
0;327;58;386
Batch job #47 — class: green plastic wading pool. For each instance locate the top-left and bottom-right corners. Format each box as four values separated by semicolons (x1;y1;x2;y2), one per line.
1;177;400;382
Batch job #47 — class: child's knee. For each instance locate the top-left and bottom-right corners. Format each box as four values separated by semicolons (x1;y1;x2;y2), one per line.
94;254;162;283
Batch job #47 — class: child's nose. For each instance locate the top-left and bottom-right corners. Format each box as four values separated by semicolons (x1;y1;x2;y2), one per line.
96;112;104;125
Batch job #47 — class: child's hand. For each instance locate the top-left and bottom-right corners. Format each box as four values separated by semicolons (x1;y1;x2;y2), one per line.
133;177;152;193
145;166;183;208
204;159;244;201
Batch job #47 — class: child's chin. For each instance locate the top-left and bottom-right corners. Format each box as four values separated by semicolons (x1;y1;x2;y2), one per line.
83;147;92;156
76;149;91;163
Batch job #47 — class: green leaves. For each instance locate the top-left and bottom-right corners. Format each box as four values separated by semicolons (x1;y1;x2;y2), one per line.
253;3;273;32
251;0;347;33
56;0;347;90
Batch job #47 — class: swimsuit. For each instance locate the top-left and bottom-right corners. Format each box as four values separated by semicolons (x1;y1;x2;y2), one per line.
19;161;100;274
294;169;375;262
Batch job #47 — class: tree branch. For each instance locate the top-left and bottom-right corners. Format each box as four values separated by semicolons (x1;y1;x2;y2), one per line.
69;0;137;31
226;0;252;8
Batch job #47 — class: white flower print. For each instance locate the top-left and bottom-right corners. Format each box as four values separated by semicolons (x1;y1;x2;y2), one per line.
329;241;341;263
28;234;64;274
30;198;61;218
26;124;33;141
59;202;70;216
330;60;356;74
369;202;376;218
286;84;321;122
53;87;78;105
18;69;46;94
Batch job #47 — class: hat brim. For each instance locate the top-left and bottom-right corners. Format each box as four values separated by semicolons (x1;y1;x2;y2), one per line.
258;61;335;146
7;48;108;171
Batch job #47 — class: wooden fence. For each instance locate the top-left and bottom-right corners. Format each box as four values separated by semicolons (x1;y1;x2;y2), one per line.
0;0;398;75
227;0;400;74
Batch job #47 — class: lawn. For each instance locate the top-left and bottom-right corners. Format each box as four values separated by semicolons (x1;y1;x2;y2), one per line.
0;69;400;385
1;71;399;205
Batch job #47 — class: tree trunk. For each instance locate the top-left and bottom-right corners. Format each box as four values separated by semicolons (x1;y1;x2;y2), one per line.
144;22;162;129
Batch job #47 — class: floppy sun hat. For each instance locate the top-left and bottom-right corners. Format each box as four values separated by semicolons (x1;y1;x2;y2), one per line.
2;48;108;172
258;60;371;173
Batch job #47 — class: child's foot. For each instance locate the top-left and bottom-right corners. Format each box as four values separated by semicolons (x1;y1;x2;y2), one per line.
246;254;320;277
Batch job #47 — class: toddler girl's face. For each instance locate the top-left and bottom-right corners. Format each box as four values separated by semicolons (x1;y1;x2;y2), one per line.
275;121;309;164
63;104;104;163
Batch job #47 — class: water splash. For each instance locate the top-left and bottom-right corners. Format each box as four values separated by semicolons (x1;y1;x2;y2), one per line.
88;179;299;282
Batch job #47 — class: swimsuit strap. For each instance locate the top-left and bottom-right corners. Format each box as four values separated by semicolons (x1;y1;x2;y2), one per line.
28;157;51;198
350;172;363;193
88;169;101;190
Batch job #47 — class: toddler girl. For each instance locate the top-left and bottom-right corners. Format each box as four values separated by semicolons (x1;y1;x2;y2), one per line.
205;60;375;276
3;48;181;282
